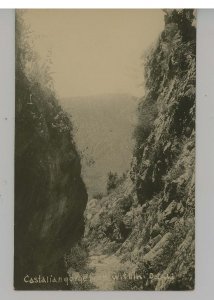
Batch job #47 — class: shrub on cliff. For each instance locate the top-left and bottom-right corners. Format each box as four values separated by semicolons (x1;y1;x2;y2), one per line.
15;12;88;290
107;172;119;193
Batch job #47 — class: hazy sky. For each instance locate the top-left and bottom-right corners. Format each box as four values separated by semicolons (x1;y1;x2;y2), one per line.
23;10;164;98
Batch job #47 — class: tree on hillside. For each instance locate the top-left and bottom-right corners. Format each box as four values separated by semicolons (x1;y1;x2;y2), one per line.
106;171;119;194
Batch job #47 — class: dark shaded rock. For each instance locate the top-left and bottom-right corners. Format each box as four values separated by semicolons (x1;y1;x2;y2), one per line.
14;15;88;290
151;224;162;238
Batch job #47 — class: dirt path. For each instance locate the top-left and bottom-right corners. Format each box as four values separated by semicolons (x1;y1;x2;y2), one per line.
88;254;122;290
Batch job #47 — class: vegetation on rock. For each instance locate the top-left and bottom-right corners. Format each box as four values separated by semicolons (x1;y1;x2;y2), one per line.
15;9;196;291
14;13;88;289
85;9;196;290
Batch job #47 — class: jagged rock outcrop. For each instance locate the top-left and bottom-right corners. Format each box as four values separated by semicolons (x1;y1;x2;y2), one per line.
14;15;88;290
84;176;136;255
128;9;195;290
85;9;195;290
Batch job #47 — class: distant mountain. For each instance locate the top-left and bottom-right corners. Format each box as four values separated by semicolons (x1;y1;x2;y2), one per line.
61;94;139;198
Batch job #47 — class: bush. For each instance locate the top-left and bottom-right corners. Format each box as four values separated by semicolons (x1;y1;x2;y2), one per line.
133;99;158;148
106;172;119;194
64;242;96;290
64;242;89;271
92;192;104;200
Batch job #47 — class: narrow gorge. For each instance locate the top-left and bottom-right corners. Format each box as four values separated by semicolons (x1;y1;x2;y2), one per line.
15;9;196;291
81;9;196;290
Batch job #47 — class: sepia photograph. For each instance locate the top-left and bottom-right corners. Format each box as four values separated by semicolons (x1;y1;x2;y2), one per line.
14;9;196;290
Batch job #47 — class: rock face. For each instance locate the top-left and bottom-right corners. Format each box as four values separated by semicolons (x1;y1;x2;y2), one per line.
85;9;195;290
14;16;88;290
129;9;195;290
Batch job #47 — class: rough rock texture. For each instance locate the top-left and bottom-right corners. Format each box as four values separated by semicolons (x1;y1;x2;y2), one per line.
14;15;88;290
84;176;136;255
129;9;196;290
85;9;195;290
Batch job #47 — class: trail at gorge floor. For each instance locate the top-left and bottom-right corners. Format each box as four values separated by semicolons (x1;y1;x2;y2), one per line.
88;254;122;290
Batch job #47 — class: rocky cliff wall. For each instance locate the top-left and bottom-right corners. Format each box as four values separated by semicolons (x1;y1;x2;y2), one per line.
14;15;88;289
85;9;196;290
